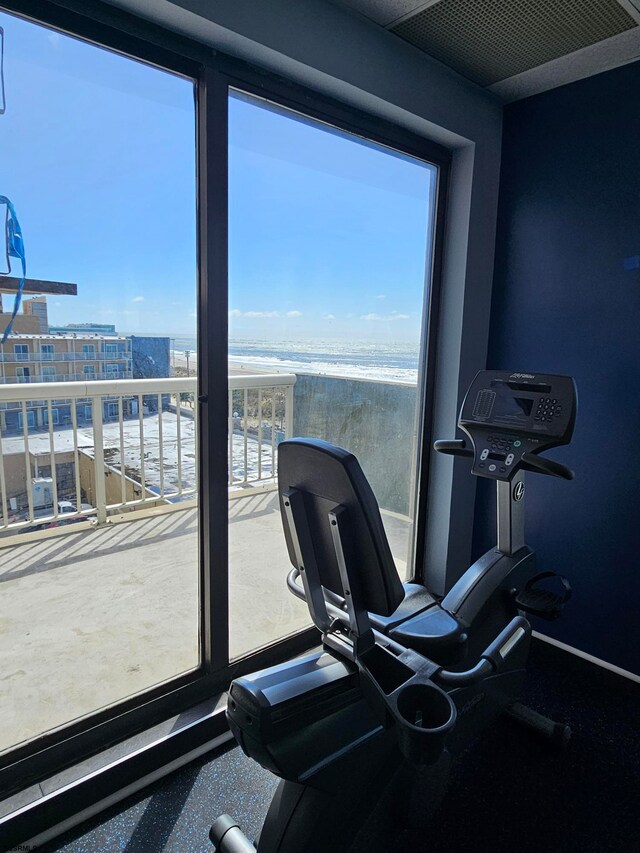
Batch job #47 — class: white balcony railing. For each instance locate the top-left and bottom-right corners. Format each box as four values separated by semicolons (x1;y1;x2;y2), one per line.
0;371;132;384
0;374;296;534
0;351;132;363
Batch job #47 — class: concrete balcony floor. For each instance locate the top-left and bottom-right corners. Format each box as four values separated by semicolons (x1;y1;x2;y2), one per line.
0;490;410;756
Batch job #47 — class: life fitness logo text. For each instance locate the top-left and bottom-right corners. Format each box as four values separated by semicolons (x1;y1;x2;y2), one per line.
513;481;525;502
509;373;535;380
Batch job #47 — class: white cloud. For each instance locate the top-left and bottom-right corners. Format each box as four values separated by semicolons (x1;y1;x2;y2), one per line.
361;312;410;321
376;294;386;300
286;310;302;318
324;313;336;320
229;309;281;319
132;296;145;303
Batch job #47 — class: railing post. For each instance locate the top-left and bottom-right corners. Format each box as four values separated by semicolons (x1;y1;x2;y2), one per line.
92;395;108;524
285;381;294;439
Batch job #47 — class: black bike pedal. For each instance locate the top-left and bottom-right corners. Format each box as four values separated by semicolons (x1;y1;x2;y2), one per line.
515;572;571;620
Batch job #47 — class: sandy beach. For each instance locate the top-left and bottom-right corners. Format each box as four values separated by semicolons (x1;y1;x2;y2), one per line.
172;349;276;376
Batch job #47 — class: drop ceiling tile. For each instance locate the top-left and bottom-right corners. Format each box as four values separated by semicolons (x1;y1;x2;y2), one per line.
390;0;638;86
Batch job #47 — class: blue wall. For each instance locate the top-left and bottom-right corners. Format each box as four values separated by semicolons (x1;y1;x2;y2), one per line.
474;60;640;674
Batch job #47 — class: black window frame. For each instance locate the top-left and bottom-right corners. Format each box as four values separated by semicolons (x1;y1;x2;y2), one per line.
0;0;450;802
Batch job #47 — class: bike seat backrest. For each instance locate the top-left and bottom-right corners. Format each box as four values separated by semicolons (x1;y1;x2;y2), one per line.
278;438;404;617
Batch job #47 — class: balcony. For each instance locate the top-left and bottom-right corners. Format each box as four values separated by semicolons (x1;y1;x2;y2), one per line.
0;373;413;756
0;370;132;384
0;351;132;363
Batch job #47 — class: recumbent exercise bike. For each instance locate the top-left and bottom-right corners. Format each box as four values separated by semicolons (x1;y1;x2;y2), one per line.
211;369;577;852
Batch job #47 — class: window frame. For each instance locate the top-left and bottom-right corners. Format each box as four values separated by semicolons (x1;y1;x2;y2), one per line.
0;0;450;804
17;408;36;429
43;406;59;425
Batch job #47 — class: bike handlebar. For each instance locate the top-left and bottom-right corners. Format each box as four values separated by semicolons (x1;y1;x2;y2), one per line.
287;568;531;687
434;439;574;480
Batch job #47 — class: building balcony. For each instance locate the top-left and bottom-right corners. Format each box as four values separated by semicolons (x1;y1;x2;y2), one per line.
0;371;132;384
0;373;414;757
0;351;132;364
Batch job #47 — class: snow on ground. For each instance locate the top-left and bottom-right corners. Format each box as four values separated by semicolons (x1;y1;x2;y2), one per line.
3;413;277;498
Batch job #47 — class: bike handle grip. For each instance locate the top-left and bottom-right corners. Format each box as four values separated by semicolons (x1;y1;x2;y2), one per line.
433;439;473;458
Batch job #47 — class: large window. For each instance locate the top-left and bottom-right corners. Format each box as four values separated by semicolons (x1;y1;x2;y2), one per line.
0;8;198;764
0;2;448;801
228;91;439;658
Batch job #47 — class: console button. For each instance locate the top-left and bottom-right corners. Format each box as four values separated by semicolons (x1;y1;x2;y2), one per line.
480;448;489;460
488;464;496;472
505;453;514;465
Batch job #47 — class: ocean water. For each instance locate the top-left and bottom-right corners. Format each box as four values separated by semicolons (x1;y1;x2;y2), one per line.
172;337;420;384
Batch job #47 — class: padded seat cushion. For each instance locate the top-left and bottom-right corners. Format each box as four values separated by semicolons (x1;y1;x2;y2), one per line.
369;583;438;632
389;606;467;666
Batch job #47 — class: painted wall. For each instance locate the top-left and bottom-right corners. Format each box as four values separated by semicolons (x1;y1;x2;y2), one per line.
476;60;640;674
78;450;164;511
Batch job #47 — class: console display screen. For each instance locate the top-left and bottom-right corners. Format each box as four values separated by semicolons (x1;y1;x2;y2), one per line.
491;379;551;393
493;395;533;420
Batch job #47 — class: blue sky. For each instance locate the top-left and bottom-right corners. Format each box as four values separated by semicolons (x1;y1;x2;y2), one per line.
0;10;435;343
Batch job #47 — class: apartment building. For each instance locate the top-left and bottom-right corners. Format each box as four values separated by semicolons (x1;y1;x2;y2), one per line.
22;296;49;333
0;334;171;432
0;333;133;431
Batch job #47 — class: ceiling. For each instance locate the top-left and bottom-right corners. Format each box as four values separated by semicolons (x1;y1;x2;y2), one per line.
331;0;640;100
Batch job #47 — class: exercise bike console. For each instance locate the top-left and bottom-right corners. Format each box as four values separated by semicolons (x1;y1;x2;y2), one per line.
448;370;577;481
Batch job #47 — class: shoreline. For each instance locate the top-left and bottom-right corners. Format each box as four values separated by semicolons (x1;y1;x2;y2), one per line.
171;349;419;385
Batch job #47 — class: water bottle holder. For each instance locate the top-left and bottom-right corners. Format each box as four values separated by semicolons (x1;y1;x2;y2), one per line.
358;642;457;765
